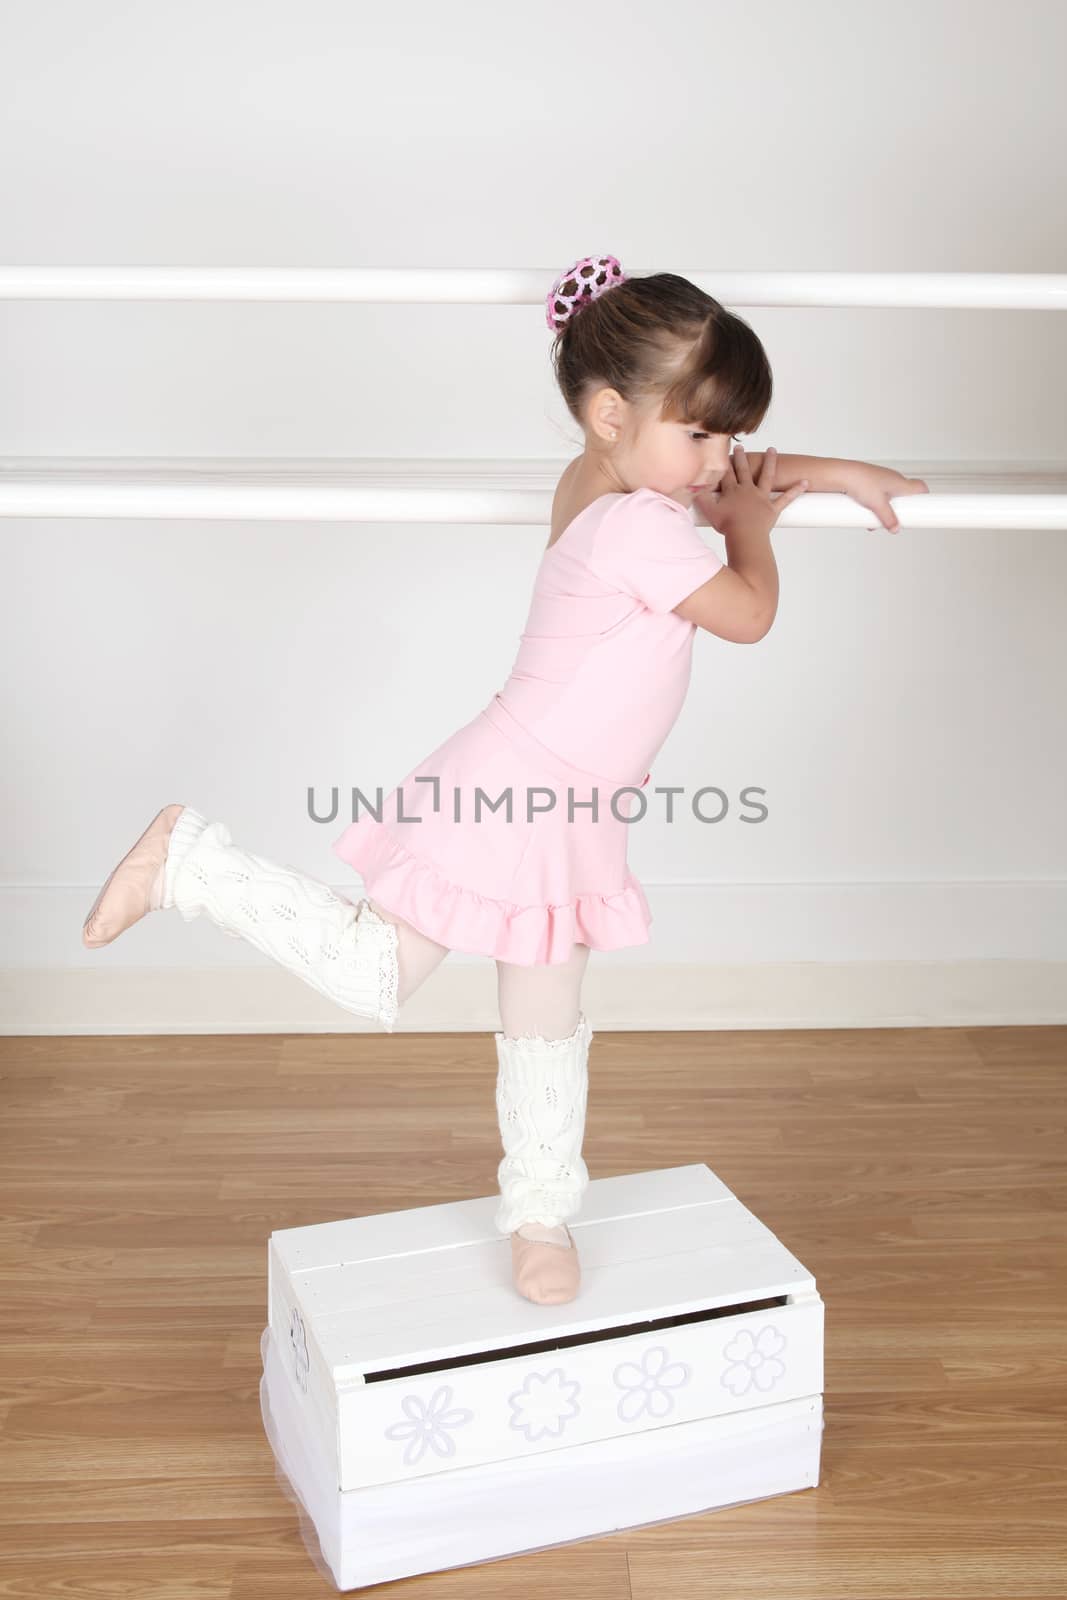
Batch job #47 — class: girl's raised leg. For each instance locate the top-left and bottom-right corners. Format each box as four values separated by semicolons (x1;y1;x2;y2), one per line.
365;898;451;1008
82;804;407;1029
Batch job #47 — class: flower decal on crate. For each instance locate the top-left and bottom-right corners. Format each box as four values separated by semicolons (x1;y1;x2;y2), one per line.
507;1367;581;1441
720;1324;788;1397
613;1344;691;1422
288;1306;310;1395
384;1385;475;1468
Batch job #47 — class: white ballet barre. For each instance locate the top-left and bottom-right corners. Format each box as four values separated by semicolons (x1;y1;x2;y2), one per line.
0;267;1065;309
1;460;1064;528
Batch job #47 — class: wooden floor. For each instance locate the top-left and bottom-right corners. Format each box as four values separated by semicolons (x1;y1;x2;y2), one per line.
0;1024;1064;1598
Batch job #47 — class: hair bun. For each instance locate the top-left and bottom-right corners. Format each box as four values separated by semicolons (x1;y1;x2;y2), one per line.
546;254;627;331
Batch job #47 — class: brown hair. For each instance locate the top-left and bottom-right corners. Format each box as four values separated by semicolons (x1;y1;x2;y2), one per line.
548;271;772;440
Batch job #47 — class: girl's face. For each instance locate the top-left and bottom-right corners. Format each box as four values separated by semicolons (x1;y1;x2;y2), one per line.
585;389;739;507
630;412;737;507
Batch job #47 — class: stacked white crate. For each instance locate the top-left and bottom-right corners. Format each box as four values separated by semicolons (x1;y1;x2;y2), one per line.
258;1163;824;1590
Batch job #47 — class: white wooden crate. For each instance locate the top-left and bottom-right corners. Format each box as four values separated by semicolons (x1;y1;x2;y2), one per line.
258;1163;824;1590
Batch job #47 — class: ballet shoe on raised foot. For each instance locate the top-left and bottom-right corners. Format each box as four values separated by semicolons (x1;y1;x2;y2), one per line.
82;804;187;949
510;1223;580;1306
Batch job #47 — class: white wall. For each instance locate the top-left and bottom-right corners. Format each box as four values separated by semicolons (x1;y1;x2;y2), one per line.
2;0;1065;1029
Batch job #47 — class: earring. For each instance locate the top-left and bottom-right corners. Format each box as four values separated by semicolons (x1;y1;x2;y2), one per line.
609;430;617;439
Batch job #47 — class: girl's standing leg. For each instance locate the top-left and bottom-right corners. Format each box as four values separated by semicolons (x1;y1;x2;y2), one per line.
494;942;593;1305
496;940;591;1040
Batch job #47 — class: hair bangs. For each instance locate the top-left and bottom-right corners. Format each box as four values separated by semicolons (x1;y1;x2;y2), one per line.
659;314;773;437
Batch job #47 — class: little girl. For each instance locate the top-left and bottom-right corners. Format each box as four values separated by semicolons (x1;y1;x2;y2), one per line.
81;254;927;1308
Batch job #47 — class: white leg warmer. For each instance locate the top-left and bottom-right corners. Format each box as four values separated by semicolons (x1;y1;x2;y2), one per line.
160;806;400;1030
493;1011;592;1234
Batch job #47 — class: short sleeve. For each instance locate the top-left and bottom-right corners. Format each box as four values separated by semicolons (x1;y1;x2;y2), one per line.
585;488;725;614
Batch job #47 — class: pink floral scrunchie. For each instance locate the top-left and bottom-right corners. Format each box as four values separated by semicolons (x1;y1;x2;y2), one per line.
545;254;627;331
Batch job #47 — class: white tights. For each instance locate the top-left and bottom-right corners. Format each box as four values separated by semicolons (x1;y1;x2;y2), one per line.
366;898;591;1041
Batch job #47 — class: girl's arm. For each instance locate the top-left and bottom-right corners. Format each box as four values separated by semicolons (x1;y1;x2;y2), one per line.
740;453;848;492
695;453;929;534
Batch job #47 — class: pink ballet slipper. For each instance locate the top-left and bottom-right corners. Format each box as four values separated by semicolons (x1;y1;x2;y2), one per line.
510;1224;581;1305
82;804;187;949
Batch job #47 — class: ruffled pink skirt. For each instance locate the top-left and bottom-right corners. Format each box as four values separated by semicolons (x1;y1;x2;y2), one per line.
331;695;653;965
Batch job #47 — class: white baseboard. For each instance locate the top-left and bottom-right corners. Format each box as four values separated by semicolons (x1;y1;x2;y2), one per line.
5;875;1067;1032
3;958;1065;1034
